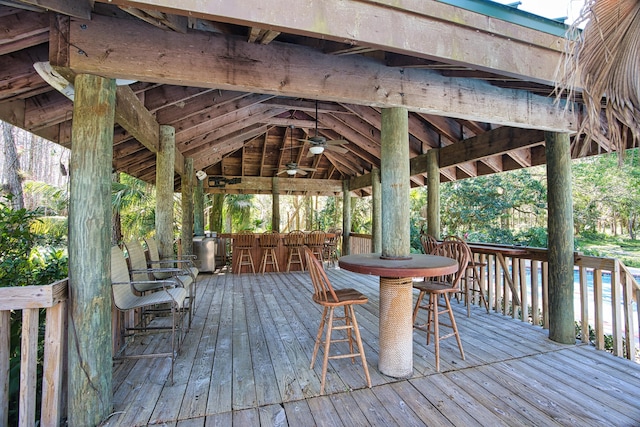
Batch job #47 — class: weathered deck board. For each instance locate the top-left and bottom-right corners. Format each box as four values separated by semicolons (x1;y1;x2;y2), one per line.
104;268;640;426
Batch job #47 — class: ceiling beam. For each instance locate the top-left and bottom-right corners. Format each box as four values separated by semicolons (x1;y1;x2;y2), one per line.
98;0;568;85
205;176;343;195
51;13;577;132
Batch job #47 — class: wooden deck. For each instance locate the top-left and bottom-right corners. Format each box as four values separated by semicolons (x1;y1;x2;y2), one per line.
107;268;640;426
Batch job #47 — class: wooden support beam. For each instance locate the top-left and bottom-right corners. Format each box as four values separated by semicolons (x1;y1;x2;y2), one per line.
182;158;195;256
205;176;343;195
52;13;577;131
67;74;115;427
156;125;176;259
427;149;440;239
21;0;91;19
100;0;569;85
545;131;575;344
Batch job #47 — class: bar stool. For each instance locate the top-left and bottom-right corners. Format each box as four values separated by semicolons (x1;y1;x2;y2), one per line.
259;230;280;274
306;230;326;266
444;235;490;316
284;230;305;272
234;231;256;274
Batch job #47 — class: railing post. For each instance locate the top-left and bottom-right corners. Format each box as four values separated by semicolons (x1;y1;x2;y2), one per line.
594;269;604;350
531;260;540;326
579;265;589;343
611;262;623;357
20;308;39;426
42;301;67;427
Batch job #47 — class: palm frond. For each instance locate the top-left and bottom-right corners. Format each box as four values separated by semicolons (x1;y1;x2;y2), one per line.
556;0;640;162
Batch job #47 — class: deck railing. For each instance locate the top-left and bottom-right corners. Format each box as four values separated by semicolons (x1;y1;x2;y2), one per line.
348;233;640;361
0;279;68;427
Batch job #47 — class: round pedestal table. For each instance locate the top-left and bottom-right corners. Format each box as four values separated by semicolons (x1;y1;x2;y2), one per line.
339;253;458;378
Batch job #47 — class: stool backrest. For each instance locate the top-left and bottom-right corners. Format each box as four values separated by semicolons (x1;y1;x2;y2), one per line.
429;241;469;290
306;230;326;247
260;230;280;248
235;231;256;249
304;246;339;303
285;230;305;246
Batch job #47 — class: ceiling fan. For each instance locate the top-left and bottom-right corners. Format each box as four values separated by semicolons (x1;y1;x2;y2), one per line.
299;100;349;156
276;126;317;176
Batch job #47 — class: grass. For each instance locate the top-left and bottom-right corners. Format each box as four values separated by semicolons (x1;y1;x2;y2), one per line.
576;233;640;268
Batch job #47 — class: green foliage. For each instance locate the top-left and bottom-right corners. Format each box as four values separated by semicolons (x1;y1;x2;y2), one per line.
225;194;255;232
113;175;158;241
1;195;68;425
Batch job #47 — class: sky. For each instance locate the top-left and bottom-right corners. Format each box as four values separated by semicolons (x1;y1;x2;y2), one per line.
492;0;586;25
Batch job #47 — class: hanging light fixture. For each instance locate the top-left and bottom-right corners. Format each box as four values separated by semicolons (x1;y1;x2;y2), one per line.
309;145;324;155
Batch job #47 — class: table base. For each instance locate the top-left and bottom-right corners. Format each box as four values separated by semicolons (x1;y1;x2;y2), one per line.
378;277;414;378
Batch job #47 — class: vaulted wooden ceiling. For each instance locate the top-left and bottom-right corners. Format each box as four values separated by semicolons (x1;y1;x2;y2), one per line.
0;0;621;196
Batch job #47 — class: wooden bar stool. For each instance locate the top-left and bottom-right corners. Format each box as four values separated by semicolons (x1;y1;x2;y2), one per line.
259;230;280;274
234;231;256;274
304;247;371;394
306;230;326;266
444;235;490;316
284;230;305;272
412;241;469;372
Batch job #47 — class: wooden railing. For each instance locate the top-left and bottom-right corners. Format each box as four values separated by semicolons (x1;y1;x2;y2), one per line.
0;279;68;427
348;233;640;361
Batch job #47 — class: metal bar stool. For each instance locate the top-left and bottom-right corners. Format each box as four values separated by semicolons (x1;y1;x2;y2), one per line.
234;231;256;274
259;230;280;274
285;230;306;272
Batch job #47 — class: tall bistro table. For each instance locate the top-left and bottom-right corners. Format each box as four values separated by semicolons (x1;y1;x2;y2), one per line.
339;253;458;378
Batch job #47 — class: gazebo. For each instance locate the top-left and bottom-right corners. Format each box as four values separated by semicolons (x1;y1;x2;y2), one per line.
2;1;639;425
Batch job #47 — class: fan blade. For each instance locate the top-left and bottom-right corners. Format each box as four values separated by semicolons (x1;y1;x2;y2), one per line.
300;167;317;172
276;169;288;175
326;139;348;145
325;145;348;154
297;169;308;176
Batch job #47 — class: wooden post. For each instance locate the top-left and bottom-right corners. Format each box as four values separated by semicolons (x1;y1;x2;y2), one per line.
378;107;413;378
156;125;175;259
194;177;205;236
371;167;382;253
427;148;441;239
182;158;195;256
545;131;575;344
272;177;280;232
342;179;351;255
381;107;410;258
210;193;224;232
67;74;115;426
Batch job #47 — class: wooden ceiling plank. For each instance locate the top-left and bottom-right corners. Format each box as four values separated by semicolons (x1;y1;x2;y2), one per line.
0;10;49;55
53;13;577;132
181;106;286;157
192;124;270;170
174;94;276;144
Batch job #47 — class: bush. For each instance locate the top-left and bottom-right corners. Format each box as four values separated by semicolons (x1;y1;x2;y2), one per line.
1;196;68;424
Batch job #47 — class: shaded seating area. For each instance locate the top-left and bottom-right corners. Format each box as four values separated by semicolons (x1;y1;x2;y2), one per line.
110;246;188;383
108;269;640;426
124;239;197;327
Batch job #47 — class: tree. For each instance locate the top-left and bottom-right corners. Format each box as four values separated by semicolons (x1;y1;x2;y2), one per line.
1;122;24;209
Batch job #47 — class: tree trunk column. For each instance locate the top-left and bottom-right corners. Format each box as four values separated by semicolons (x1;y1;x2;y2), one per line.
68;74;116;427
342;179;351;255
272;177;280;232
427;148;441;239
379;107;412;378
181;158;195;257
194;177;205;236
545;131;575;344
156;125;175;259
371;167;382;253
